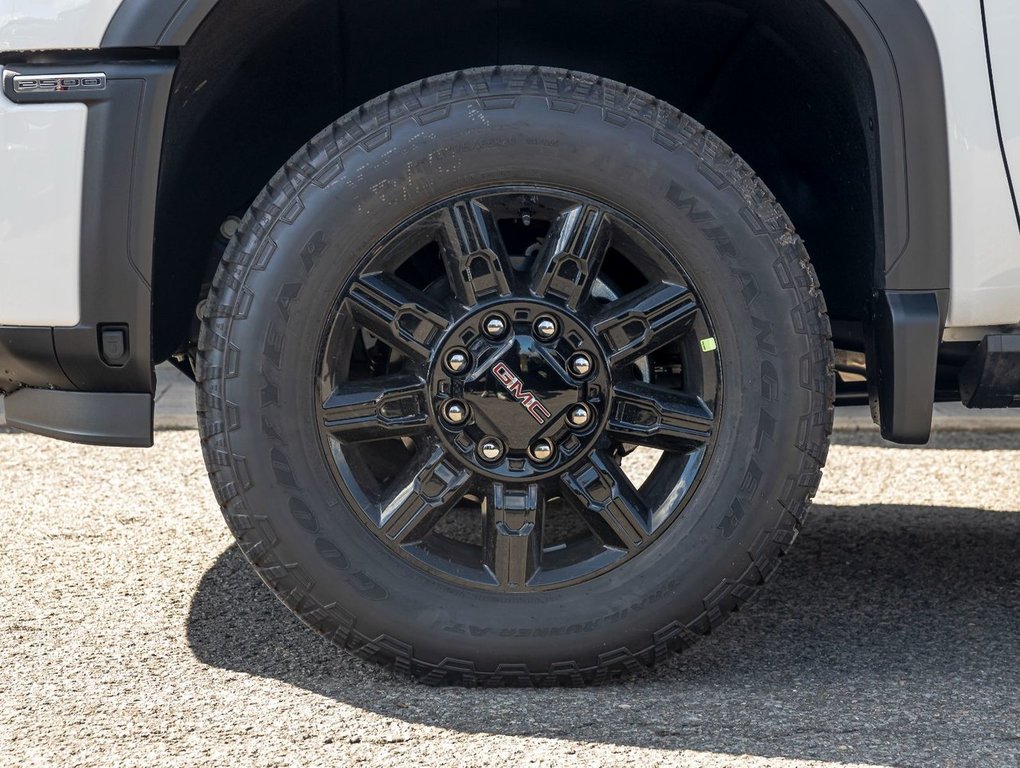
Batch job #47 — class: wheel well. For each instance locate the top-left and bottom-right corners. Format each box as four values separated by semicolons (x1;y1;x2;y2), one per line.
152;0;879;361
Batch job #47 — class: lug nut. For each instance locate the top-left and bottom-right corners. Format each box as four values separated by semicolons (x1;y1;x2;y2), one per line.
566;404;592;428
444;348;470;375
534;316;558;340
528;439;556;464
568;352;594;379
482;314;508;339
443;400;469;425
478;437;505;462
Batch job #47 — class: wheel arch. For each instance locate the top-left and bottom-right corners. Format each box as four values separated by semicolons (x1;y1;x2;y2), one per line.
108;0;949;442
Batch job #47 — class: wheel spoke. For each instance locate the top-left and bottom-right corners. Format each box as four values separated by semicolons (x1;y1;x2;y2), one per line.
322;373;429;442
607;381;713;452
482;482;544;590
319;186;721;591
345;273;450;361
438;199;513;307
378;446;471;544
561;450;651;550
530;204;611;309
592;282;698;367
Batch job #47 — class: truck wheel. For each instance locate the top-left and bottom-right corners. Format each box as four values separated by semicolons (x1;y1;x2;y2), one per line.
196;66;833;685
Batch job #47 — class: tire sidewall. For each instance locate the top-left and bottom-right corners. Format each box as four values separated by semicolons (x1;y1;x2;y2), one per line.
207;73;827;671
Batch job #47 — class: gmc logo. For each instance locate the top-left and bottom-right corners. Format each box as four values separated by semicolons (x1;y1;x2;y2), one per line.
492;362;552;424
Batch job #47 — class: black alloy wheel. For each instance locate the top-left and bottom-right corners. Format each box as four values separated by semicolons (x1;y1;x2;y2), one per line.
197;66;833;685
317;187;719;592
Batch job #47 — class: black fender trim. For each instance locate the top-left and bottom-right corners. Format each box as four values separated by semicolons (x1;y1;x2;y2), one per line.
829;1;950;293
102;0;219;49
2;60;174;394
2;389;153;447
828;0;949;442
101;0;951;444
0;59;174;446
102;0;951;292
0;327;75;392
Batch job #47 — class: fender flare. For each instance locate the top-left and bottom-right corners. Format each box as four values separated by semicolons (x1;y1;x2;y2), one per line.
102;0;950;295
103;0;949;442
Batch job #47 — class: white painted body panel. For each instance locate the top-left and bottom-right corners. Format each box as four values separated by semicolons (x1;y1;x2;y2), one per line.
982;0;1020;327
0;89;86;326
0;0;122;51
0;0;120;326
916;0;1020;328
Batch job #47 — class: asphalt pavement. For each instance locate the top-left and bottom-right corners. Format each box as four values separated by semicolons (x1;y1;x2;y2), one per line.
2;371;1020;767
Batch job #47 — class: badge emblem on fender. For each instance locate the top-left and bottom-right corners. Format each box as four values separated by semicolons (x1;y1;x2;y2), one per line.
491;362;552;424
11;73;107;94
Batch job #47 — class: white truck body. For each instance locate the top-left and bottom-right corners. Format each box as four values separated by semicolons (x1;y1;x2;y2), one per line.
3;0;1020;331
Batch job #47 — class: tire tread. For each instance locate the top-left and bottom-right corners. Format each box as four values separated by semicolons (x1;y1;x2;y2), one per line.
196;65;834;686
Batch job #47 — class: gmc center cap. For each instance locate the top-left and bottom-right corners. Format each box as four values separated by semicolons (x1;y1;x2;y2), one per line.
431;303;609;480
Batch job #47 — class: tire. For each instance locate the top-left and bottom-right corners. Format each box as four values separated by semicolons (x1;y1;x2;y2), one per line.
196;66;833;686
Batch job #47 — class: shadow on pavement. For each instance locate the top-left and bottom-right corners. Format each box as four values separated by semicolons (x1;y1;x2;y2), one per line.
187;502;1020;767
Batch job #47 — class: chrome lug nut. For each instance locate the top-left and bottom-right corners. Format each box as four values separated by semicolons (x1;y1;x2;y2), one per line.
443;400;469;425
483;313;509;339
478;437;505;462
444;348;470;375
568;352;594;378
528;439;556;464
566;404;592;428
534;316;559;341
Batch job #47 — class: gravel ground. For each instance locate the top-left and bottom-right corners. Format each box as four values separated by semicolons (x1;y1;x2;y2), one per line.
5;362;1006;432
2;429;1020;768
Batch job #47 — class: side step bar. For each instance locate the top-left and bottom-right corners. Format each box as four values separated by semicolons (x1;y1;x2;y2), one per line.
960;335;1020;408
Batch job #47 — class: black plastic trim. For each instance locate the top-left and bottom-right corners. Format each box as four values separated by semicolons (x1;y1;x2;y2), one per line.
103;0;218;48
0;0;949;446
3;60;173;394
101;0;952;293
0;58;174;445
865;290;947;444
0;327;74;392
2;389;153;447
100;0;952;446
834;0;950;292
